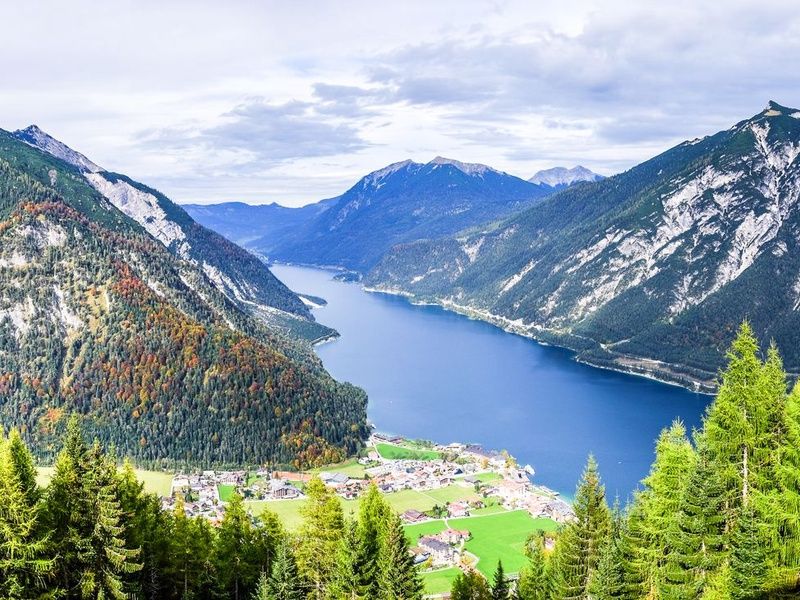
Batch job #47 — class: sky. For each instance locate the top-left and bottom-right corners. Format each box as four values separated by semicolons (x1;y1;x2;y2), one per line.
1;0;799;207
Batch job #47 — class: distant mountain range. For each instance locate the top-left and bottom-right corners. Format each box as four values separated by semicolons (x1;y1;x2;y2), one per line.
528;165;604;187
0;126;367;466
367;102;800;390
186;157;571;272
13;126;331;342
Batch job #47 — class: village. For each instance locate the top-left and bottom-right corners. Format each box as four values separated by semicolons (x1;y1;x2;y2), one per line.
160;433;574;576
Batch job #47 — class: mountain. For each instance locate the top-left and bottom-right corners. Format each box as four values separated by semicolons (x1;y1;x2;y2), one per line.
184;199;336;246
230;157;555;272
528;165;604;187
12;126;332;342
367;102;800;390
0;127;367;467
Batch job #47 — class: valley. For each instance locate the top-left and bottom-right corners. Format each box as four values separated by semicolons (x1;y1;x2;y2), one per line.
272;264;708;498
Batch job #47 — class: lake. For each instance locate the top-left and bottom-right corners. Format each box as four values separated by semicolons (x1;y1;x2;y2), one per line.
272;264;710;500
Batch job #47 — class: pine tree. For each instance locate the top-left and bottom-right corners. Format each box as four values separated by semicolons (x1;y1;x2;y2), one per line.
7;429;39;506
328;520;366;599
296;476;344;599
268;540;303;600
45;416;94;593
661;438;727;599
767;382;800;590
627;421;696;595
491;561;510;599
517;537;549;600
588;505;626;600
377;513;423;600
550;455;611;599
355;484;390;597
116;461;171;600
729;504;768;599
251;571;270;600
78;441;143;599
213;493;260;600
165;496;217;599
704;323;766;520
0;433;56;599
451;570;492;600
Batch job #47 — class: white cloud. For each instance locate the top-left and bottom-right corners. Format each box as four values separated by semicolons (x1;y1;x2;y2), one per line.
0;0;798;205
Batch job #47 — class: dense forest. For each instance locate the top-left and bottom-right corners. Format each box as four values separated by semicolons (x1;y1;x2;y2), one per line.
0;131;368;469
1;322;798;599
0;417;422;599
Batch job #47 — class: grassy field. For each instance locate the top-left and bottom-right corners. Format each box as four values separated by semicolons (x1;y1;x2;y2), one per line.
36;466;174;496
421;567;462;595
405;511;558;578
463;472;503;484
247;483;486;530
217;484;236;502
375;443;440;461
311;458;367;479
422;484;481;505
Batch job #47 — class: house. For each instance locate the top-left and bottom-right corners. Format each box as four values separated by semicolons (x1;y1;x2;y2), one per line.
440;529;470;544
418;536;456;565
319;472;349;488
270;480;300;499
448;501;470;518
402;509;428;524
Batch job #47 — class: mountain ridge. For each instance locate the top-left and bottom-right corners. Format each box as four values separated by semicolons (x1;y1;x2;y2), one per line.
11;125;332;342
366;101;800;391
188;156;562;272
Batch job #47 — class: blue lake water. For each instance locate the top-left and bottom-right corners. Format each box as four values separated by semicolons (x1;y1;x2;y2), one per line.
272;264;710;501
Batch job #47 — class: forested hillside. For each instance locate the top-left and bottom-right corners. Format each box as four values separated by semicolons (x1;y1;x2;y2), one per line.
11;126;331;342
0;130;367;468
368;102;800;389
2;324;797;599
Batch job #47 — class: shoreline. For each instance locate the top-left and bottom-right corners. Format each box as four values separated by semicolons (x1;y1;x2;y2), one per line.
362;284;716;395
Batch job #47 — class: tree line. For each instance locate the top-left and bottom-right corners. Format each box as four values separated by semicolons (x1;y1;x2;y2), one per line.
3;322;800;599
452;322;800;599
0;415;422;599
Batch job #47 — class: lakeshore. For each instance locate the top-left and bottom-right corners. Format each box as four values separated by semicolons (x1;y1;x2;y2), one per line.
149;433;567;596
273;264;709;498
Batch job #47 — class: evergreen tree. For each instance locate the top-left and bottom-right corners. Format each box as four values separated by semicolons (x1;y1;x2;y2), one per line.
729;505;768;599
296;476;344;599
355;484;390;597
767;383;800;591
491;561;510;599
213;493;260;600
7;429;39;506
704;323;769;519
550;456;611;599
588;505;626;600
517;537;549;600
328;520;366;599
78;441;143;599
627;421;696;595
377;513;423;600
451;570;492;600
251;571;269;600
267;540;303;600
167;496;216;599
116;461;171;600
0;433;56;599
661;438;727;599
